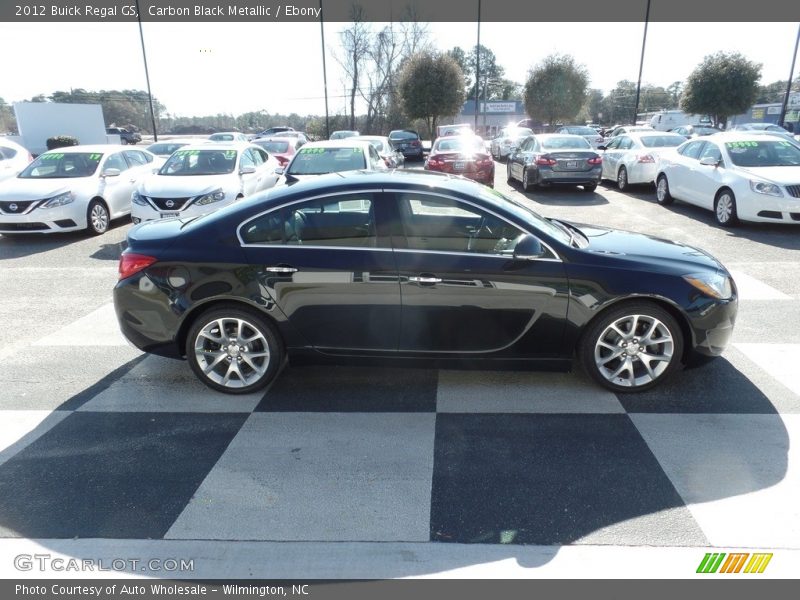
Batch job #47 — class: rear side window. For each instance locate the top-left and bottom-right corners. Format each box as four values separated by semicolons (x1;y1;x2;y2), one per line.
240;194;376;247
679;140;706;159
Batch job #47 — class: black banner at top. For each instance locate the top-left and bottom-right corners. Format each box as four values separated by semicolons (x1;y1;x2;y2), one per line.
1;0;799;22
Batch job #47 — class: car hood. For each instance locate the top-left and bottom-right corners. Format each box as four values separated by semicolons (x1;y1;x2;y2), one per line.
140;174;232;197
732;166;800;184
0;177;94;200
576;223;724;272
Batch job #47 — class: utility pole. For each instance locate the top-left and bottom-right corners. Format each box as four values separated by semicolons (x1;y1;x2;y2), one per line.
320;0;330;139
778;23;800;129
474;0;481;130
134;0;158;141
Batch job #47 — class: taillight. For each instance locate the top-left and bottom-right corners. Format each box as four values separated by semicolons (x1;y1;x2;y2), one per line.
119;253;157;280
411;140;421;147
535;156;557;166
477;155;493;166
426;157;442;168
275;155;289;166
587;156;603;165
637;154;655;163
384;157;392;167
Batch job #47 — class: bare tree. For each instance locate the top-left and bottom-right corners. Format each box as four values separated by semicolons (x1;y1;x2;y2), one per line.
335;4;371;131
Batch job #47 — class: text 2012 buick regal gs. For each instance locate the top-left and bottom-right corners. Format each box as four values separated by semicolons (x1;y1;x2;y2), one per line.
114;170;737;394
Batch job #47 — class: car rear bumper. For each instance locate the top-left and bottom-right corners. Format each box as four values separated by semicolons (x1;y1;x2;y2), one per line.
538;166;602;185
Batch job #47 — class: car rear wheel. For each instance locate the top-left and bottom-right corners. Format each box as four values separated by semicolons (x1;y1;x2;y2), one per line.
579;301;684;393
714;189;739;227
187;307;284;394
656;174;674;205
86;200;110;235
522;167;534;192
617;166;629;191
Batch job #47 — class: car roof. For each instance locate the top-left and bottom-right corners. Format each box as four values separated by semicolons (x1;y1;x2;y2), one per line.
696;132;792;143
177;142;252;151
534;133;589;140
626;131;686;138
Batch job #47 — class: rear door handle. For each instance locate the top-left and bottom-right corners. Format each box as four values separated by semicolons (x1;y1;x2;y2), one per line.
266;266;298;273
409;276;442;284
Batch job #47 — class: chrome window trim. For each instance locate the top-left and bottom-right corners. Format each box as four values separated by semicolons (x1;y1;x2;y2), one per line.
383;188;563;262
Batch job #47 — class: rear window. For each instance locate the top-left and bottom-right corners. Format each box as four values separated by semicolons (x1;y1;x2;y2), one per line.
147;142;189;155
569;127;599;135
540;136;591;150
0;146;18;160
390;130;419;140
434;137;485;152
639;135;686;148
287;146;367;174
254;141;289;153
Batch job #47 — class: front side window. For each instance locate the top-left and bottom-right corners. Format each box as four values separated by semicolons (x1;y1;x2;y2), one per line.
698;142;723;164
679;141;706;160
240;194;376;247
397;193;526;256
105;153;129;172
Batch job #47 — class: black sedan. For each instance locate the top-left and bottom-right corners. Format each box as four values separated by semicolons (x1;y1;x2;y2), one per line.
114;170;737;395
507;134;603;192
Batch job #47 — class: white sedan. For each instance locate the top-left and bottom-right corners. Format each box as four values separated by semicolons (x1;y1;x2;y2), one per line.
131;143;280;223
0;138;33;183
0;145;159;235
655;132;800;226
600;132;687;190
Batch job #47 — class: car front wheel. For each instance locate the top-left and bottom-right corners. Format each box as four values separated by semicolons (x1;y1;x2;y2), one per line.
656;174;673;205
87;199;110;235
187;307;284;394
714;189;739;227
579;302;684;393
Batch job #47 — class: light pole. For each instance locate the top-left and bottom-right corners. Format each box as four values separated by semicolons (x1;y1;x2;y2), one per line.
474;0;481;130
320;0;330;139
633;0;652;125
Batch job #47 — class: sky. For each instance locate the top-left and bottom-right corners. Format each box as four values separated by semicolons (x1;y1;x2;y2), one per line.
1;21;798;118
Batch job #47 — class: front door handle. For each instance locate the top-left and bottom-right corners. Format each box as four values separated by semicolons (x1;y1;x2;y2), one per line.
266;266;298;273
409;276;442;284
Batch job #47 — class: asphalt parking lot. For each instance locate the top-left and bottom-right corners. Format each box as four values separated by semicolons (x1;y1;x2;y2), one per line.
0;161;799;578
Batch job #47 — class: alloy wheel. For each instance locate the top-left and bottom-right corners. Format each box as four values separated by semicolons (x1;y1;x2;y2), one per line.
193;317;271;389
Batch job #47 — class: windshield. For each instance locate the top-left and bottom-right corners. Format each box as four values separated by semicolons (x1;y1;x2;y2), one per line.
434;137;485;153
502;127;533;138
287;146;367;175
725;140;800;167
639;135;686;148
541;136;591;150
254;141;289;153
18;151;102;179
147;142;189;155
477;186;572;245
159;149;237;176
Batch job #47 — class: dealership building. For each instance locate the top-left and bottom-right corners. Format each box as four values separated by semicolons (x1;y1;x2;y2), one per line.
450;100;527;138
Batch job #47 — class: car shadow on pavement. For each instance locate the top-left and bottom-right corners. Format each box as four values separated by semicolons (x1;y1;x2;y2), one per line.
90;239;128;261
0;219;130;260
515;186;610;206
0;352;790;577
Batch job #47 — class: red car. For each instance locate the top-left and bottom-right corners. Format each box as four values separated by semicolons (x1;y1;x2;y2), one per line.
251;137;301;167
424;135;494;187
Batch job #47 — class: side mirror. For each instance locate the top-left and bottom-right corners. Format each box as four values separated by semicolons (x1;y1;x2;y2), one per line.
274;166;285;175
102;168;121;177
513;234;545;260
699;156;719;167
597;145;607;151
240;165;257;175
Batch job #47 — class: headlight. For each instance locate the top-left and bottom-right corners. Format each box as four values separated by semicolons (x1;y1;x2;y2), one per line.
683;272;733;300
131;191;148;206
195;188;226;206
40;191;75;209
749;180;782;197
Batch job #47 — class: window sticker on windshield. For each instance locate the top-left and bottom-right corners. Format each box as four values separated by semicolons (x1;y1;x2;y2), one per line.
41;153;65;160
299;147;325;154
726;141;758;148
88;153;102;161
224;150;236;158
174;149;200;156
352;148;362;153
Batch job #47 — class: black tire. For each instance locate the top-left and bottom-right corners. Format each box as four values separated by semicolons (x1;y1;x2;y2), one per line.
86;199;110;236
522;167;534;192
578;301;684;393
714;189;739;227
582;183;597;193
617;166;629;191
120;138;128;145
186;307;284;395
506;162;514;184
655;174;674;205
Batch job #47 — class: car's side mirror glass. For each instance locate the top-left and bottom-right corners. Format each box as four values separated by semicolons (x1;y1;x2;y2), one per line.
102;168;121;177
240;165;257;175
699;156;719;167
275;166;285;175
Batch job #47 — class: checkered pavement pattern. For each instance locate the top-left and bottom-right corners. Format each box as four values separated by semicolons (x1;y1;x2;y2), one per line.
0;267;798;551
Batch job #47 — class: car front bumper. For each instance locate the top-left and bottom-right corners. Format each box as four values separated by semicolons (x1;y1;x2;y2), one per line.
737;191;800;224
0;202;86;233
